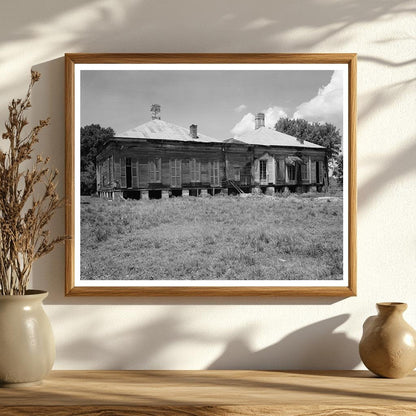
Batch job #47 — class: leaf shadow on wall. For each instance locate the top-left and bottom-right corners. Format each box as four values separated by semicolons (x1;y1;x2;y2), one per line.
25;0;416;304
53;309;225;369
358;138;416;210
207;314;360;370
52;309;359;370
0;0;413;104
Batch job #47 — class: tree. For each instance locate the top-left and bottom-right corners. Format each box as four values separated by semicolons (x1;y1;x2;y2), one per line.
80;124;115;195
275;118;342;160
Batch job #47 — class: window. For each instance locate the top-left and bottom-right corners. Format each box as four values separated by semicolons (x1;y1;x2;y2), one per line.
131;159;138;187
98;163;103;187
209;161;220;186
149;158;161;183
189;159;201;182
233;167;241;182
316;161;324;183
109;156;113;184
114;156;121;184
260;160;267;181
121;157;126;187
170;159;182;187
301;159;309;181
241;164;251;185
126;157;132;188
277;159;285;181
287;165;296;181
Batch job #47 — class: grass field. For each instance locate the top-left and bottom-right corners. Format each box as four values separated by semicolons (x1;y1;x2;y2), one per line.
81;193;343;281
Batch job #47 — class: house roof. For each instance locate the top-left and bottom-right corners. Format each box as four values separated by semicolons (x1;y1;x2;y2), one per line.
117;119;223;143
235;127;324;149
117;119;325;150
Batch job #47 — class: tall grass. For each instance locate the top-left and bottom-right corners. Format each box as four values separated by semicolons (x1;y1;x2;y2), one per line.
81;194;343;281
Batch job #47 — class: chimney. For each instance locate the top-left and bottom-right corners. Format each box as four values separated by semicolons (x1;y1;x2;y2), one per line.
189;124;198;139
255;113;265;129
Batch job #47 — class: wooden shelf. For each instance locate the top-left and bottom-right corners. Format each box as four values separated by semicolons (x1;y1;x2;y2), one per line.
1;370;415;415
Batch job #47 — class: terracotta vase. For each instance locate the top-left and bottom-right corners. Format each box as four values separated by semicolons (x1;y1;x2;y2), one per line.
0;290;55;387
359;302;416;378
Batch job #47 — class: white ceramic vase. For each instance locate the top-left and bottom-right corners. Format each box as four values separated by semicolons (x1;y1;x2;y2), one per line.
0;290;55;387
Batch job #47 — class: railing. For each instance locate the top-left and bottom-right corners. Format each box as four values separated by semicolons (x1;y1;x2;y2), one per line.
228;180;244;194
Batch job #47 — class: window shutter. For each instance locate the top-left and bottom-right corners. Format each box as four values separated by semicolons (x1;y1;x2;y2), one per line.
109;156;113;184
149;161;155;183
254;160;259;183
156;158;161;182
170;159;181;187
190;159;200;182
190;159;194;182
132;158;138;187
319;161;324;183
120;157;126;187
114;156;121;185
311;161;317;183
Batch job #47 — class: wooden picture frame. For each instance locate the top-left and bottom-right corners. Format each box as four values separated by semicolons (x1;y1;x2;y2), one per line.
65;53;356;296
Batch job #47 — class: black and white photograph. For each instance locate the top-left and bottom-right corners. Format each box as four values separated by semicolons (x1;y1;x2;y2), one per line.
66;54;356;296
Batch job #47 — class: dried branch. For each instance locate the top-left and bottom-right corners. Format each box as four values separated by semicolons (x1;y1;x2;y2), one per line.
0;71;66;295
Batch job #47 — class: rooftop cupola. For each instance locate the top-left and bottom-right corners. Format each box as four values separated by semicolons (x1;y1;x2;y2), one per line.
150;104;161;120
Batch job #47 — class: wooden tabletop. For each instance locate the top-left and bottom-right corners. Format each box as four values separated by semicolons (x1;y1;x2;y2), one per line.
1;370;415;415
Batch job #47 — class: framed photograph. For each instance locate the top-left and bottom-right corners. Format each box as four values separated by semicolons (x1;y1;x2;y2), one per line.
65;53;356;296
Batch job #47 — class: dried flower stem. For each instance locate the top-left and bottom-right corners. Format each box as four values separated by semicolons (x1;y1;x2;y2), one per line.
0;71;65;295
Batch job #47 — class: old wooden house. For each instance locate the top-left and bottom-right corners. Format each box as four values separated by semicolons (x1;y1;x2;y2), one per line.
96;108;328;200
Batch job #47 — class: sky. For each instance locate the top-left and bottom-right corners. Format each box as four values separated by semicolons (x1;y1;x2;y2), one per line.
81;68;344;139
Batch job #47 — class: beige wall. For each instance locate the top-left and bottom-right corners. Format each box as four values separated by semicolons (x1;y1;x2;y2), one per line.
0;0;415;370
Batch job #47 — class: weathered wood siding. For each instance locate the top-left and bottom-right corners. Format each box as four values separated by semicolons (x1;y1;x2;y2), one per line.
98;139;226;190
96;138;328;192
223;144;253;186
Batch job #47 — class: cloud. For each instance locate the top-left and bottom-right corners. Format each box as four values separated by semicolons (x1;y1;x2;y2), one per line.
234;104;248;113
263;106;288;128
231;106;287;137
230;72;344;138
231;113;255;136
293;71;344;129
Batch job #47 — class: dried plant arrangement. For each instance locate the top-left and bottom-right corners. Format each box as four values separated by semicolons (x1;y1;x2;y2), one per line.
0;71;65;295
